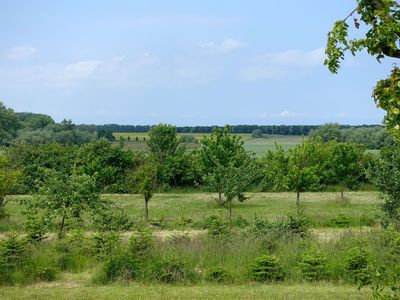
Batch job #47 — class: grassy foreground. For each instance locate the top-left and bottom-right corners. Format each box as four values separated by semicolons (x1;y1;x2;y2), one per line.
0;283;372;300
2;192;382;232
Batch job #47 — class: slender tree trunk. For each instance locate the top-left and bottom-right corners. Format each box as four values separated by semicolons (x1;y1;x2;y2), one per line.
145;197;149;222
296;191;301;216
340;181;344;200
229;199;232;230
218;191;222;206
59;210;66;238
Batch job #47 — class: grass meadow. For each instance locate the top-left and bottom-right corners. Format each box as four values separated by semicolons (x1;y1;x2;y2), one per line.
0;191;394;300
1;192;382;232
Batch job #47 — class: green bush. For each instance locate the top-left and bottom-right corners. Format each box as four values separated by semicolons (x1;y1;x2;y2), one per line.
207;267;232;283
250;255;284;282
299;246;327;281
204;215;230;236
148;217;166;229
151;255;194;283
93;231;120;260
0;233;27;271
100;252;140;283
250;216;309;237
344;245;370;285
286;216;310;237
359;214;377;227
93;209;133;231
129;226;154;256
234;216;250;228
331;213;351;227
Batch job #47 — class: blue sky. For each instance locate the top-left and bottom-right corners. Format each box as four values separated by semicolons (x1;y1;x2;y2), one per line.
0;1;396;125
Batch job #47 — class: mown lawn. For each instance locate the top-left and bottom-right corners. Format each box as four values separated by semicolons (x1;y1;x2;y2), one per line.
0;283;372;300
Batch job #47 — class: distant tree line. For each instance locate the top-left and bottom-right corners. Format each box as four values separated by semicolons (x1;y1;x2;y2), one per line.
95;124;323;135
309;123;396;149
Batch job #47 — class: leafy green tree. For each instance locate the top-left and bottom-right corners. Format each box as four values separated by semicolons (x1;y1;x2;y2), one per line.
259;145;290;192
27;170;107;237
218;157;257;228
200;126;256;226
0;155;21;217
0;101;20;146
367;146;400;228
98;129;115;141
325;0;400;138
133;159;158;221
327;142;364;199
147;124;180;161
308;123;343;143
287;142;321;215
75;140;140;193
147;124;197;188
16;112;54;130
200;126;244;205
251;129;263;138
7;143;77;193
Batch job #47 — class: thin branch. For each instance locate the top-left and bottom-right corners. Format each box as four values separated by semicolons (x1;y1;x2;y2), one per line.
343;7;358;21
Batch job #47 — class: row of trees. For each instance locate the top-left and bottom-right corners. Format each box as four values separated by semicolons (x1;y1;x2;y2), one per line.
309;123;395;149
2;123;400;234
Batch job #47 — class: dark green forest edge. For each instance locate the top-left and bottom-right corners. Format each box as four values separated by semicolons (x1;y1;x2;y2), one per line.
1;101;400;299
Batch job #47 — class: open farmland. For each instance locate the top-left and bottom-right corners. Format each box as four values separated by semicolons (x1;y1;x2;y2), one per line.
113;133;303;156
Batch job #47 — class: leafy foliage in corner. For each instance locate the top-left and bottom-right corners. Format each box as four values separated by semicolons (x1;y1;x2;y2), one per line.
325;0;400;139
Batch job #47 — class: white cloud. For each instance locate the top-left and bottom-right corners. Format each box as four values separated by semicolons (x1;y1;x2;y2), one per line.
257;47;325;67
240;47;325;81
7;46;37;60
199;42;215;49
219;38;246;53
63;60;102;80
198;38;246;53
279;110;291;117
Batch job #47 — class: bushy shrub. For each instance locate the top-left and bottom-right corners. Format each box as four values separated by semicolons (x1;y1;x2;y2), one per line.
331;213;351;227
100;252;140;283
0;234;27;284
93;231;120;260
234;215;250;228
34;266;57;282
176;217;194;228
360;214;377;227
23;212;47;243
299;246;327;281
344;245;370;285
55;231;91;272
286;216;310;237
129;226;154;256
250;216;309;237
151;255;194;283
148;217;166;229
207;267;232;283
0;233;27;271
250;255;284;282
204;215;230;236
93;209;133;231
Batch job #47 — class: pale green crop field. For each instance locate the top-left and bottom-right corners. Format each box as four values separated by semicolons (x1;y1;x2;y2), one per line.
113;133;303;156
